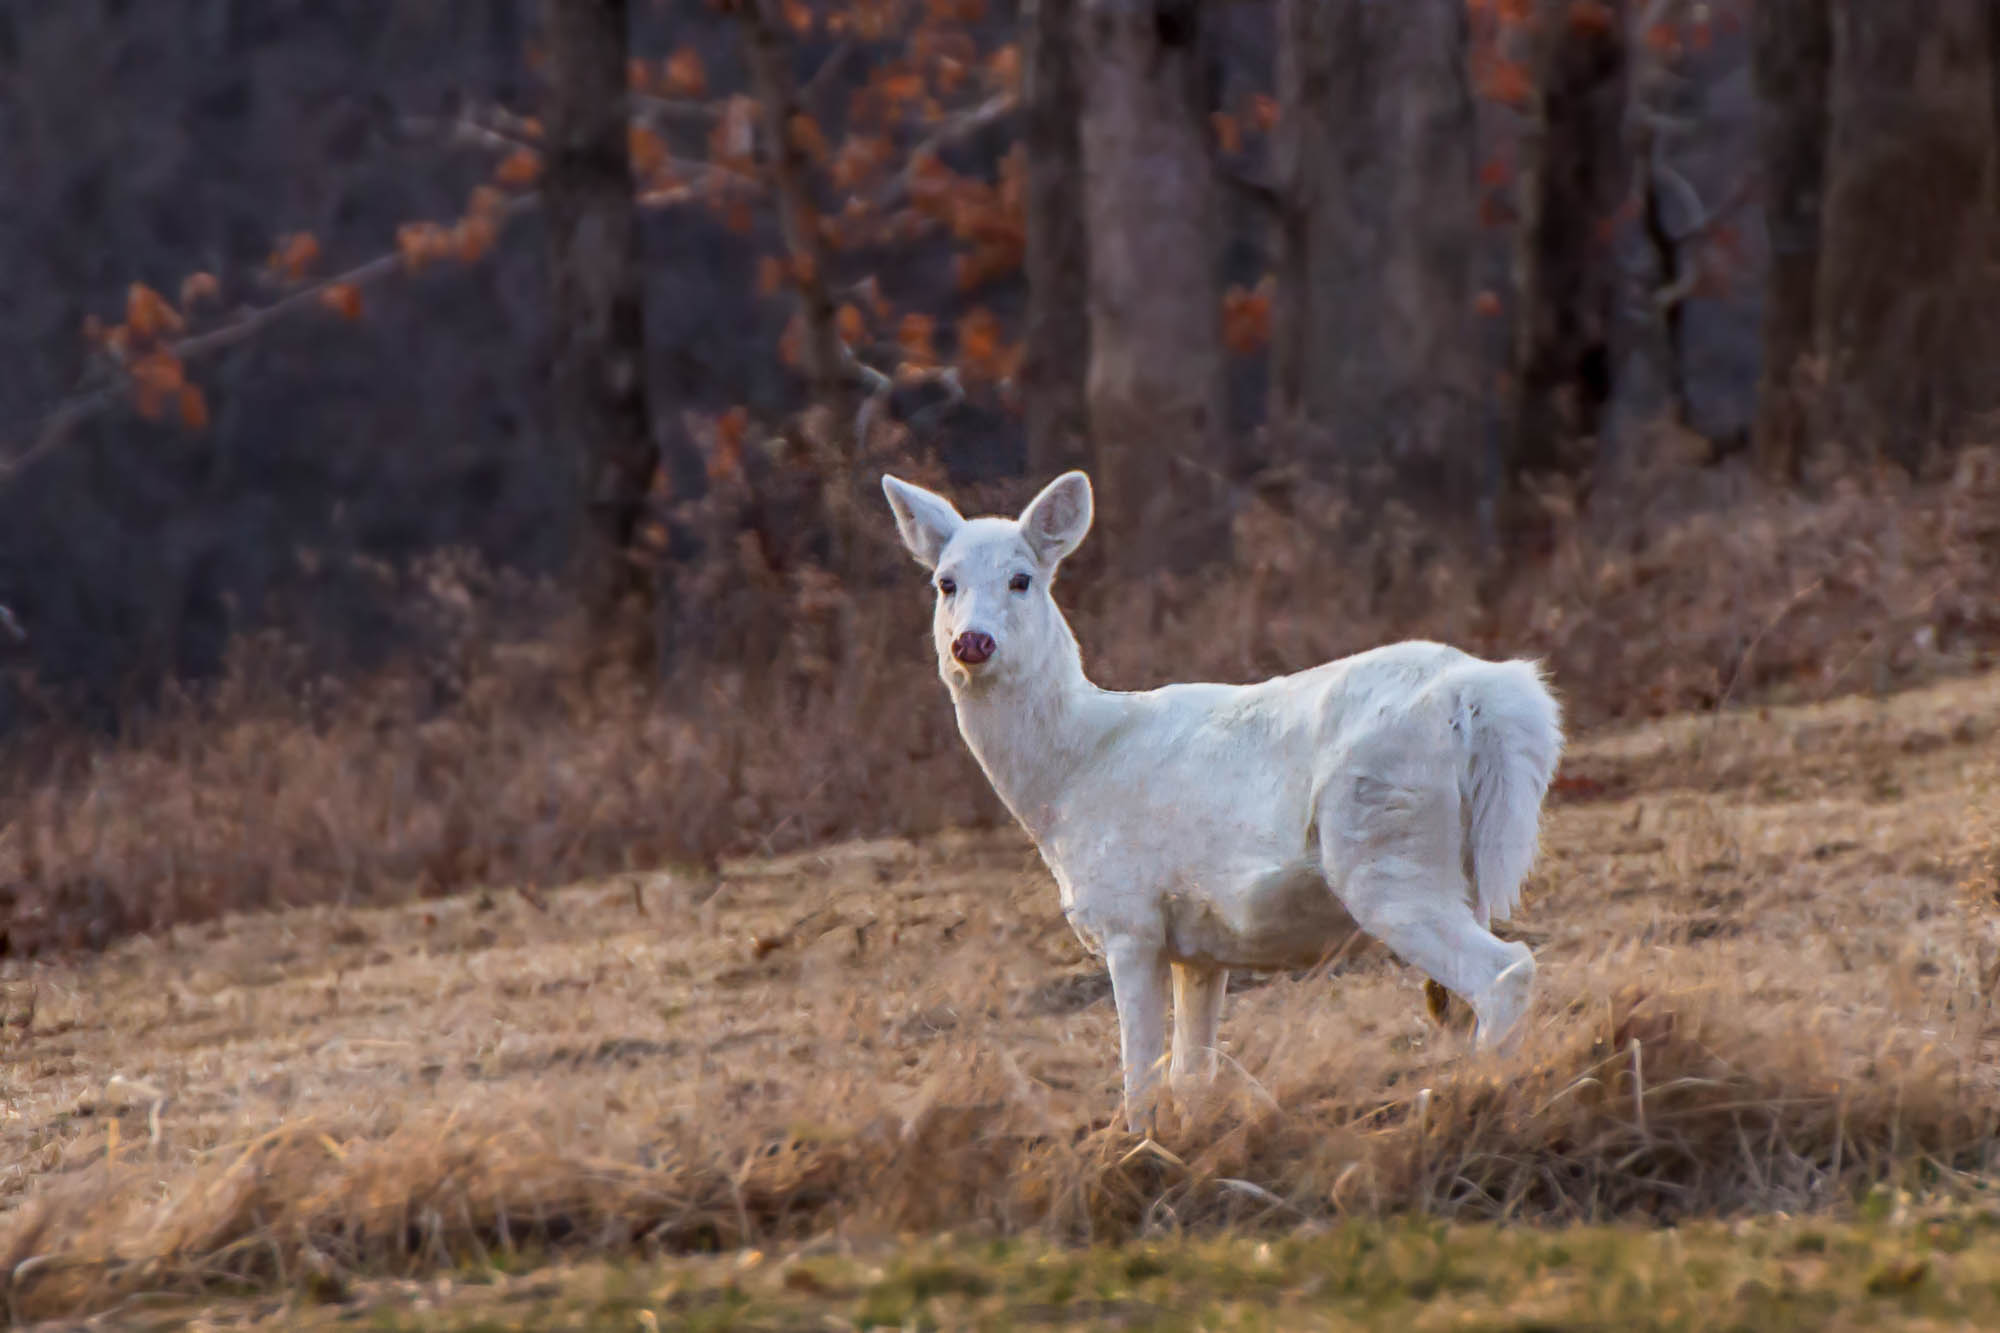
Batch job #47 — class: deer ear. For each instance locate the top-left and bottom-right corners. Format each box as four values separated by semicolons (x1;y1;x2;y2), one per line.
1018;471;1093;565
882;474;964;570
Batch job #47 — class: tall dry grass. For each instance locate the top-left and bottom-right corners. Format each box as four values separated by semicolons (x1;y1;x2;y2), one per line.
3;445;1999;957
5;962;1996;1323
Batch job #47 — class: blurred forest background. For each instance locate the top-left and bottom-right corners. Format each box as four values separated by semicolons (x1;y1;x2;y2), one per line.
3;0;2000;953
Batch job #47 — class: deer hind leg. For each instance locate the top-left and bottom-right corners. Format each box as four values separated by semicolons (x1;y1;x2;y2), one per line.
1169;962;1227;1090
1318;773;1536;1052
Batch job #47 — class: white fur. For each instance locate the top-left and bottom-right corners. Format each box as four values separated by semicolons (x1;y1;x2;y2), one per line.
882;471;1564;1131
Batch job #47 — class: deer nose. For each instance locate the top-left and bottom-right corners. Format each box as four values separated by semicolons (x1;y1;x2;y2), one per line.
951;631;996;666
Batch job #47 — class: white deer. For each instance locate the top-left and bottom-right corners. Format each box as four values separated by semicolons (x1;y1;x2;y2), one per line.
881;470;1564;1132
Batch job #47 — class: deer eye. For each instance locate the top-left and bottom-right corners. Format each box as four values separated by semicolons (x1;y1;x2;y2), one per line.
1009;573;1032;593
936;577;957;597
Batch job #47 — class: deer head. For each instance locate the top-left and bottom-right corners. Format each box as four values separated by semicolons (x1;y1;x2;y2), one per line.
881;470;1094;691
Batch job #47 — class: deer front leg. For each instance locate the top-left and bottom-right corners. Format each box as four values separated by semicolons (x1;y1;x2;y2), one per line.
1169;962;1227;1090
1104;939;1170;1134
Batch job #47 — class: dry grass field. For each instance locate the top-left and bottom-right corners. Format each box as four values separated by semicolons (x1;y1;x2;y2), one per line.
5;666;2000;1326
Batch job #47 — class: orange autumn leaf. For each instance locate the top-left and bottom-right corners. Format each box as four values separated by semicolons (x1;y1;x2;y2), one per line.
709;405;750;483
756;255;787;296
1477;56;1533;108
1222;279;1273;356
1211;110;1243;156
876;69;925;108
955;307;1010;381
1474;288;1503;318
630;124;668;179
179;271;220;311
664;46;707;98
454;214;497;263
396;221;453;271
906;150;956;217
789;252;819;287
782;0;813;33
986;43;1021;94
177;383;210;432
129;347;186;421
269;232;322;282
627;58;654;93
467;185;507;221
125;283;183;341
787;112;829;163
718;405;749;449
897;312;937;364
319;282;364;321
130;347;185;393
836;303;867;344
831;134;895;191
1248;94;1279;133
493;148;543;188
1567;0;1615;36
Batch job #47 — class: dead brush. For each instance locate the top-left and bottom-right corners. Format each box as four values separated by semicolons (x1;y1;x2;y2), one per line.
4;451;2000;957
4;972;1995;1325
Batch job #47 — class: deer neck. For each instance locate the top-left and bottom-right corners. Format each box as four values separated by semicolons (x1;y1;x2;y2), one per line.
945;618;1120;841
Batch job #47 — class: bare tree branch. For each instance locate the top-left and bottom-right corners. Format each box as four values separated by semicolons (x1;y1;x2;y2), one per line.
632;94;722;125
3;175;802;487
800;37;856;108
871;92;1018;212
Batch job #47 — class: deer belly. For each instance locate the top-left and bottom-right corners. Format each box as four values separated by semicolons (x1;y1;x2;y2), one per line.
1162;866;1361;970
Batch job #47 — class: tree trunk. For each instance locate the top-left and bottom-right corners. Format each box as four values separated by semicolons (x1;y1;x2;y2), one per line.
1749;0;1831;481
1020;0;1091;480
1815;0;2000;470
1504;0;1629;537
737;0;862;575
1271;0;1481;502
542;0;658;670
1078;0;1225;574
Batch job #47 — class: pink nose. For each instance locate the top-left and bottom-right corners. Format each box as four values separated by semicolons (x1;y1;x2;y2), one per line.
952;631;996;666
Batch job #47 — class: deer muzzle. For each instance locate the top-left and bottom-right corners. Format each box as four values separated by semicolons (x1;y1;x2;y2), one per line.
951;630;996;666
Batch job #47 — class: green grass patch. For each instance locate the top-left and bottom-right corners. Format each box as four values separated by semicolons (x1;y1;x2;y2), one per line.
115;1203;2000;1331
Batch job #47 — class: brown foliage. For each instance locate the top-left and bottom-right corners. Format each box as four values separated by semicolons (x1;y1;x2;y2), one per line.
3;448;2000;961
